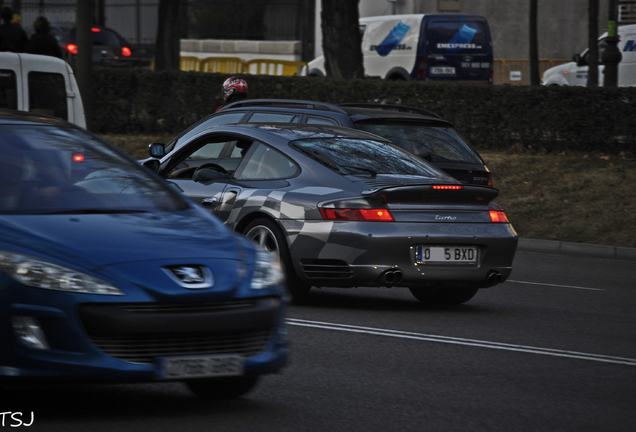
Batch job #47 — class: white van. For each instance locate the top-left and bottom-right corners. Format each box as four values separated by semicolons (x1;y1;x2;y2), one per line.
542;24;636;87
304;14;493;83
0;52;86;127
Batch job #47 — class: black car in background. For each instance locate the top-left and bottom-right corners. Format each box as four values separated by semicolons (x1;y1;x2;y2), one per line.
154;100;493;186
45;24;151;67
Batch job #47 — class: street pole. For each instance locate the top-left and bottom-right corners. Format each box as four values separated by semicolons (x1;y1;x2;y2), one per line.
76;0;94;130
602;0;622;87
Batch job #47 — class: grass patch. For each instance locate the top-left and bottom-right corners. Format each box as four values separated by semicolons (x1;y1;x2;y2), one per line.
484;150;636;247
101;134;636;248
101;133;176;160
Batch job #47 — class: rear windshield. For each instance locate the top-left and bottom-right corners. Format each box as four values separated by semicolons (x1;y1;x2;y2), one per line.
1;125;189;215
428;21;490;55
355;122;482;164
292;138;446;177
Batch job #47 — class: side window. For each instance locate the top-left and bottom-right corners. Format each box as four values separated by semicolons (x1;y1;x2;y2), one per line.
306;116;338;125
236;142;299;180
28;72;68;121
0;70;18;110
187;142;226;160
172;112;246;151
168;140;233;179
248;112;299;123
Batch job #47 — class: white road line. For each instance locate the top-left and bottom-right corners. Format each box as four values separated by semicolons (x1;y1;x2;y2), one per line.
287;318;636;366
506;280;605;291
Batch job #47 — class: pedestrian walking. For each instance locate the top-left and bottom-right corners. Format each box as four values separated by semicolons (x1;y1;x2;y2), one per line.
28;16;62;58
0;7;28;52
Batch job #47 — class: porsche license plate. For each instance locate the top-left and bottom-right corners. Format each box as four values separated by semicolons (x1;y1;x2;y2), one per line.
158;355;243;380
416;246;477;264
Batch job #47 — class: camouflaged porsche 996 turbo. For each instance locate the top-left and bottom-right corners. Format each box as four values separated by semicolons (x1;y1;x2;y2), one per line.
144;123;518;305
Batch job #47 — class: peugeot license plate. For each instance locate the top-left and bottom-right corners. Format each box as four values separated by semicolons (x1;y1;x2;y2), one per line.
158;355;243;380
416;246;477;264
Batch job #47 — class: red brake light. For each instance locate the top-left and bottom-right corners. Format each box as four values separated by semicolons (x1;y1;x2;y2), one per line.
319;208;394;222
65;43;78;55
417;58;427;79
489;211;509;223
91;27;101;32
122;46;132;57
72;154;84;162
432;185;463;190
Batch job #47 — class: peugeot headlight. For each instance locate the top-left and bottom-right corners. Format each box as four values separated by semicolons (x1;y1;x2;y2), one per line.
0;251;124;295
250;249;285;290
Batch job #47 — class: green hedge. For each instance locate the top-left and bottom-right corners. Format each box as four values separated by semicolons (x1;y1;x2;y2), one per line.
92;67;636;154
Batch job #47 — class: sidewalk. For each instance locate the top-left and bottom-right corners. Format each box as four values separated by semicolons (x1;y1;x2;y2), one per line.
518;238;636;262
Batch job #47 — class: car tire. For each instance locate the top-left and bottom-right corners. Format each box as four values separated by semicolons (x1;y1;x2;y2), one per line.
243;218;312;304
186;375;259;399
409;285;479;305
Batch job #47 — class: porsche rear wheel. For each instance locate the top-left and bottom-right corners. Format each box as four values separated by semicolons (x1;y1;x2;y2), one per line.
243;218;312;304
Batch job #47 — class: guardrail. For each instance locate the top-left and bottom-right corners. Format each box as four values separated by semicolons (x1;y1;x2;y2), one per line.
176;57;306;76
494;59;571;85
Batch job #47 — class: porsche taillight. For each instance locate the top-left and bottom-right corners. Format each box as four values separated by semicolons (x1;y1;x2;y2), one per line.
489;211;509;223
319;208;394;222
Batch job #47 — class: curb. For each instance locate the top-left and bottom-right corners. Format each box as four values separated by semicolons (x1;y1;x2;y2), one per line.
517;238;636;262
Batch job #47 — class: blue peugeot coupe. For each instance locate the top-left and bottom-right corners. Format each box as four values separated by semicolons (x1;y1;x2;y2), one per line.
0;110;288;398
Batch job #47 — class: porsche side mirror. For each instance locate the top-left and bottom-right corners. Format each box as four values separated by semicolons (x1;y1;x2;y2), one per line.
148;142;165;158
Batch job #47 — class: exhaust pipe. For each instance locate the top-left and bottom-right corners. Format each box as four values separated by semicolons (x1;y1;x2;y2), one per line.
485;271;503;287
381;269;404;286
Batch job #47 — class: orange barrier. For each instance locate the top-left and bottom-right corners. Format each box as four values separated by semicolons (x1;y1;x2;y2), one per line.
244;59;306;76
179;56;202;72
199;57;246;74
177;57;306;76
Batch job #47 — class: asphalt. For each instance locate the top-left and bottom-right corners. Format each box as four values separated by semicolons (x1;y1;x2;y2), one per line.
518;238;636;262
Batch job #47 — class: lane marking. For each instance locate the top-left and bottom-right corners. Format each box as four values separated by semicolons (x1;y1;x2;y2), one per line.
506;280;605;291
287;318;636;366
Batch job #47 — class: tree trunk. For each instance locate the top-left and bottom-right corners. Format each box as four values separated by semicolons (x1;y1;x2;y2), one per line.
587;0;599;86
529;0;540;85
154;0;182;71
321;0;364;79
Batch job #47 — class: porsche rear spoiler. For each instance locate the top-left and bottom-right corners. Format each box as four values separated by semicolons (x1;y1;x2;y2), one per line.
364;184;499;206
